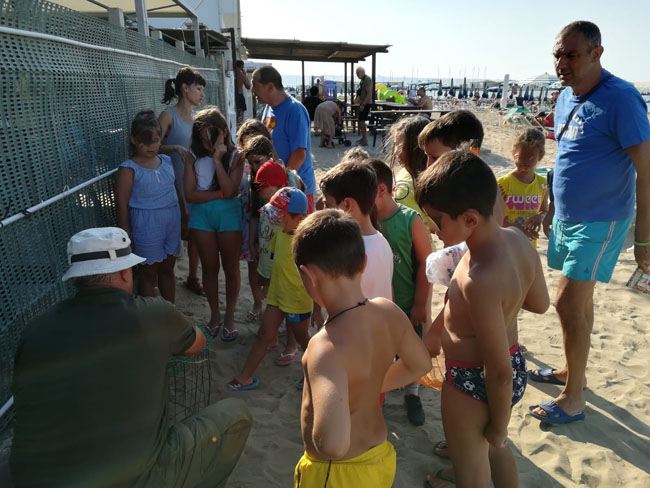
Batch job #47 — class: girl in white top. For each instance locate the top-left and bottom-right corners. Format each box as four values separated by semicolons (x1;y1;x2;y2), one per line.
184;107;245;341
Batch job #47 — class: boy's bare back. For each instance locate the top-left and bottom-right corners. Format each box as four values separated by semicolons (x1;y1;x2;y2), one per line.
444;226;548;362
301;298;422;460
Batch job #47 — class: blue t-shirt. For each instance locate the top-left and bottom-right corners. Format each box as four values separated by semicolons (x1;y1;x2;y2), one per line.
263;96;316;195
554;70;650;222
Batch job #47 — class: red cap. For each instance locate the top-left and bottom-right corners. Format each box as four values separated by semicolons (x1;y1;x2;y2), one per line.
254;160;288;189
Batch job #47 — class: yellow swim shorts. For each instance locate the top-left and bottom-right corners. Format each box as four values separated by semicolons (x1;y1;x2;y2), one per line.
294;440;396;487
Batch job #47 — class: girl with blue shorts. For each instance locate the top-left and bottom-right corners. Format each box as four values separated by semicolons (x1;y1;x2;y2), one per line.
184;107;245;341
115;110;181;302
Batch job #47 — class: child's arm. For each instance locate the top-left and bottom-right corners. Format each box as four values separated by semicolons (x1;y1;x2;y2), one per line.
410;216;433;327
524;189;549;237
422;308;443;357
249;214;259;261
543;200;555;238
183;156;223;203
308;343;351;460
467;278;514;448
158;110;191;162
382;306;432;392
212;143;245;199
114;167;134;235
521;253;550;314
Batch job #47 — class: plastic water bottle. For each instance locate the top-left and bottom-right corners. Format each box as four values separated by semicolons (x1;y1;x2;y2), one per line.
425;242;468;286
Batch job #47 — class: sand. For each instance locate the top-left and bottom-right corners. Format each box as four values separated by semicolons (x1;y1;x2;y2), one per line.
173;110;650;487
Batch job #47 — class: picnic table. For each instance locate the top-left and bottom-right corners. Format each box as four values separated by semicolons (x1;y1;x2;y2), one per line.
367;105;452;146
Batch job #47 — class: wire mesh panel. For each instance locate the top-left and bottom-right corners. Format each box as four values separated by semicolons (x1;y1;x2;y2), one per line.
0;0;226;418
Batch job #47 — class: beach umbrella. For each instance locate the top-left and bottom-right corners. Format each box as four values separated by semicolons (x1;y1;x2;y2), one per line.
542;86;548;102
449;78;455;97
531;72;558;87
482;81;488;98
462;77;468;98
523;85;530;101
438;79;443;96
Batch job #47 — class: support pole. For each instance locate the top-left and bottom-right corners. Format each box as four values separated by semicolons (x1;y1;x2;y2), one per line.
301;60;305;99
501;74;510;109
107;8;124;28
192;16;201;55
134;0;148;37
344;61;347;105
371;53;376;105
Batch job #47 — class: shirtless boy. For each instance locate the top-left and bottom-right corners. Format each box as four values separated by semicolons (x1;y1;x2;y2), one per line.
415;150;549;488
292;209;432;487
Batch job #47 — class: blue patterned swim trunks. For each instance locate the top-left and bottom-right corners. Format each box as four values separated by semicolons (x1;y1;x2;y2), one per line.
445;343;527;407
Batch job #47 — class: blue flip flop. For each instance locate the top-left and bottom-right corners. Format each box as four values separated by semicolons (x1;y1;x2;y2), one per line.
528;368;565;386
227;377;259;392
220;325;239;343
528;400;585;424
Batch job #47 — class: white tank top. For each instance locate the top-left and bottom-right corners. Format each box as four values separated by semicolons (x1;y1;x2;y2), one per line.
194;149;238;191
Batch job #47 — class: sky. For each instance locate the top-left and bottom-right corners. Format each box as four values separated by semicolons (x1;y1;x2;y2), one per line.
238;0;650;84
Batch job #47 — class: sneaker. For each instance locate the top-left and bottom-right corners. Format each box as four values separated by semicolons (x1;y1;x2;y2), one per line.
404;394;425;426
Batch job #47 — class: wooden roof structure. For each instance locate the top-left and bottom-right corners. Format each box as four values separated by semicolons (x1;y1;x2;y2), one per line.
242;38;390;63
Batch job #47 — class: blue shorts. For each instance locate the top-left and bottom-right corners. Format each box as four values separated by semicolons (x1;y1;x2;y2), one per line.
189;198;242;233
130;205;181;265
547;217;633;283
286;312;312;323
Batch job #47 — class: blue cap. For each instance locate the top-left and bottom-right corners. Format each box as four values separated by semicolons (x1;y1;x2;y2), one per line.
286;188;308;214
261;187;308;224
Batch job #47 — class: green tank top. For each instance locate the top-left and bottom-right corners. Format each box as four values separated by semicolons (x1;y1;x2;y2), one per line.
381;204;418;315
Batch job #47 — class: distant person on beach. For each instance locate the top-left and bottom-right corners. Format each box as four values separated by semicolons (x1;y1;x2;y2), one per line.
159;66;205;297
356;66;373;146
254;66;317;212
236;60;251;126
302;86;323;122
528;21;650;425
292;209;432;487
314;100;343;148
10;227;251;487
407;87;433;112
416;151;549;488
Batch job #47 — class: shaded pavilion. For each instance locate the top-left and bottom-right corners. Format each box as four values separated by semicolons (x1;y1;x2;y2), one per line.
242;38;390;103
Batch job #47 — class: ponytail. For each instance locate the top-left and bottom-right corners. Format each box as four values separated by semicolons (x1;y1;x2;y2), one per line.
161;66;207;105
161;78;176;105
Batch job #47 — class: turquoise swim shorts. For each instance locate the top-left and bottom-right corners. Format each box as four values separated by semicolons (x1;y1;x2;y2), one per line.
547;216;633;283
189;198;242;233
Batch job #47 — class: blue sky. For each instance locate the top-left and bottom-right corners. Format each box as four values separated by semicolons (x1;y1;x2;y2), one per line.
240;0;649;83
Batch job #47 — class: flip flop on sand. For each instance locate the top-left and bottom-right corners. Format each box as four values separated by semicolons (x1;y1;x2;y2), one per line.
528;400;585;424
275;350;299;366
204;322;221;338
246;310;260;322
220;326;239;343
425;468;455;487
528;368;565;386
432;440;449;458
227;378;259;392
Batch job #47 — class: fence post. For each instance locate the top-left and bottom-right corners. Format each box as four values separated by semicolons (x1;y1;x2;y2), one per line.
134;0;149;37
175;40;185;51
107;8;124;28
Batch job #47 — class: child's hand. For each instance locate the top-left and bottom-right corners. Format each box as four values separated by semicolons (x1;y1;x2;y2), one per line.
542;212;553;238
230;151;245;172
176;145;191;163
207;128;227;162
484;423;508;449
524;213;544;233
409;303;427;330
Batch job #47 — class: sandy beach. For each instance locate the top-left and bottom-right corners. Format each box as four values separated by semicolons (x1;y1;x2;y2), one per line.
173;110;650;487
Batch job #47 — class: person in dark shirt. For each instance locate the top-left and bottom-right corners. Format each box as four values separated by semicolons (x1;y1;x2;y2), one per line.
302;86;322;122
10;227;252;487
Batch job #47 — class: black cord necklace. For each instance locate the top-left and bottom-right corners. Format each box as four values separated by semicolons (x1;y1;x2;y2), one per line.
324;298;368;325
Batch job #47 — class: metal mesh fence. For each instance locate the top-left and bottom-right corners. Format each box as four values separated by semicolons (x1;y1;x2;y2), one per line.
0;0;225;418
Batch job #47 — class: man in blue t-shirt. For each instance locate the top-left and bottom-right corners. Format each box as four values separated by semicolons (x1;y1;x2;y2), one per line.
528;21;650;425
253;66;316;212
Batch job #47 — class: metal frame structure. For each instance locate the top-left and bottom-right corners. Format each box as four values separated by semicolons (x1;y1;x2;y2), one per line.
242;38;390;103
